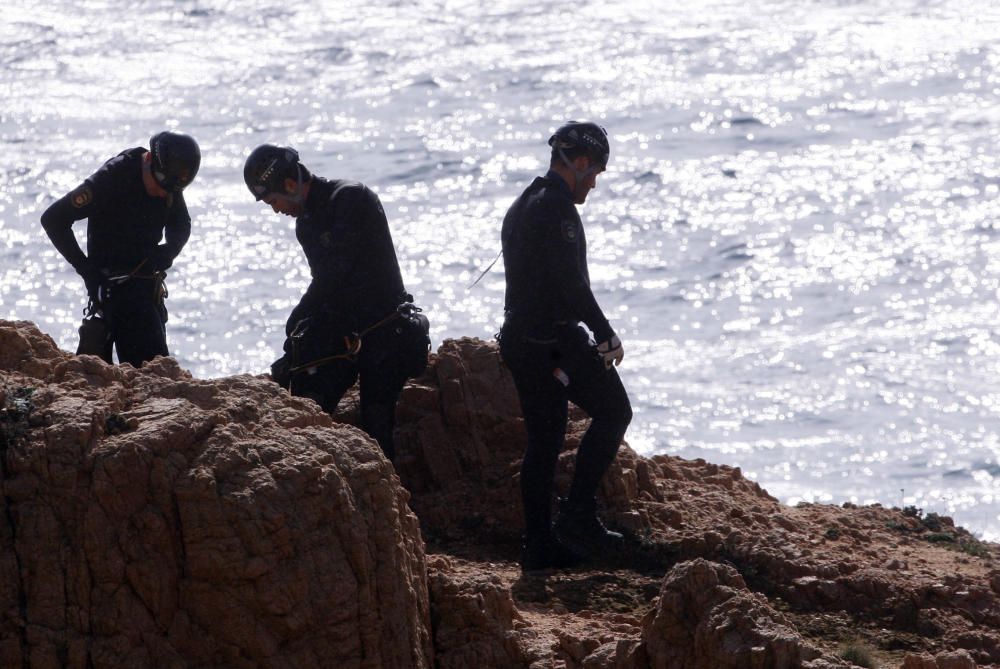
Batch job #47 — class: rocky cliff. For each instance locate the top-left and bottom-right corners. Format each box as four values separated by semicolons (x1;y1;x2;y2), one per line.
2;321;998;668
0;320;431;668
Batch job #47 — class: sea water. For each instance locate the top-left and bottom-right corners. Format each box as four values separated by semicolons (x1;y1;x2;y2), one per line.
4;0;1000;537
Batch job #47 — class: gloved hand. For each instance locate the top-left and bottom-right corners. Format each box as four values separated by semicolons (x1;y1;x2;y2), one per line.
78;265;106;302
597;335;624;370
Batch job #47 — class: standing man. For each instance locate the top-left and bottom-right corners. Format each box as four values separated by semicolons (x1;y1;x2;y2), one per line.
244;144;429;461
41;131;200;367
499;121;632;571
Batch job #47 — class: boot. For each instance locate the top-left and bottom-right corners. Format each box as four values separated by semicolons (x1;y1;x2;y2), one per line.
553;497;624;558
521;533;581;572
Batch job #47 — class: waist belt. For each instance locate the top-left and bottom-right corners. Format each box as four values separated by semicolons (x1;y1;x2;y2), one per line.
289;302;422;374
503;312;578;345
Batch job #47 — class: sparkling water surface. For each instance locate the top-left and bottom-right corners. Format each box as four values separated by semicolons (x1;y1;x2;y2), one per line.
4;0;1000;536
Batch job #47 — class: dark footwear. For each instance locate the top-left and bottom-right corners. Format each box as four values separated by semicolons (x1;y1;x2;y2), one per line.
553;499;624;558
521;535;582;572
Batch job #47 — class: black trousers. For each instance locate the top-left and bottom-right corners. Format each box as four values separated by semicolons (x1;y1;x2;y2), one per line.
289;324;412;460
500;322;633;543
79;277;168;367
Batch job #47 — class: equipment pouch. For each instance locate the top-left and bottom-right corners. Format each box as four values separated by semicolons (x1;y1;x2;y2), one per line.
395;303;431;378
77;316;112;363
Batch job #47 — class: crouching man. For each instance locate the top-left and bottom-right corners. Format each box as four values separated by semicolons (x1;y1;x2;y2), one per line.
244;144;429;460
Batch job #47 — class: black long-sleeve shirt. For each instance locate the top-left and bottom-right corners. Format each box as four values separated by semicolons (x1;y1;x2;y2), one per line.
289;177;407;334
501;170;614;342
40;147;191;276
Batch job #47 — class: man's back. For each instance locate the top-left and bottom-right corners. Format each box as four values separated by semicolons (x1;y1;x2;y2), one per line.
296;176;406;330
502;172;611;343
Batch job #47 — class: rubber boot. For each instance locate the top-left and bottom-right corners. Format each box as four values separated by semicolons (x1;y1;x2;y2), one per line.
553;497;623;559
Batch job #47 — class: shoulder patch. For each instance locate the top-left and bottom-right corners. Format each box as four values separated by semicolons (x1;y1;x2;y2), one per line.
560;218;578;242
70;184;93;209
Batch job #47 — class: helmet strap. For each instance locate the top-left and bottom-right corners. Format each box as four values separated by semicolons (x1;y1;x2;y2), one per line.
284;164;307;207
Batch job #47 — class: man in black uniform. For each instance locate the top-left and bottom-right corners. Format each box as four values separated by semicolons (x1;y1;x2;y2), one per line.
499;121;632;570
244;144;428;460
41;131;200;367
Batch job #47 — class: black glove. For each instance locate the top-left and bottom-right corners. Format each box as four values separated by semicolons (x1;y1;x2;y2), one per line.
78;265;106;302
596;335;624;370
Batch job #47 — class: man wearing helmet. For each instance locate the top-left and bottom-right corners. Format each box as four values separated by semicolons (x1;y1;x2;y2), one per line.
41;131;200;367
243;144;429;461
499;121;633;570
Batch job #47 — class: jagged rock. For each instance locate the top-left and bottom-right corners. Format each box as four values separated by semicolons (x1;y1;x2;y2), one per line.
800;660;860;669
394;338;773;550
902;649;977;668
394;337;526;544
391;338;1000;668
426;555;538;668
641;558;824;669
0;320;64;380
7;324;1000;668
0;320;432;668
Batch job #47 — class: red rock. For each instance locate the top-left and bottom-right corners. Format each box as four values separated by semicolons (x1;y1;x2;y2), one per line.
7;324;1000;668
0;320;433;667
641;558;829;668
902;650;977;669
425;555;537;668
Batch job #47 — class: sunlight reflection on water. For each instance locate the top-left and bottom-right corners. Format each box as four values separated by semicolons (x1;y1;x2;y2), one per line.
4;0;1000;536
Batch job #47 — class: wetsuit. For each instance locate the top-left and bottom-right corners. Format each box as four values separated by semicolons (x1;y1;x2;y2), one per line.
278;177;419;460
499;170;632;548
40;148;190;366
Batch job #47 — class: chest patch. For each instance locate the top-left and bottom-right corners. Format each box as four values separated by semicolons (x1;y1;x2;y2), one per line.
560;219;578;242
70;184;93;208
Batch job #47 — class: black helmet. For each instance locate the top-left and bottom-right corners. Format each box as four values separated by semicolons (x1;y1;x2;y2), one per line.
149;131;200;192
548;121;610;169
244;144;300;200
